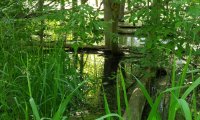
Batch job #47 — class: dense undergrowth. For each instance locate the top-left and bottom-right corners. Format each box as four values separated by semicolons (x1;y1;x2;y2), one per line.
0;0;200;120
0;18;86;119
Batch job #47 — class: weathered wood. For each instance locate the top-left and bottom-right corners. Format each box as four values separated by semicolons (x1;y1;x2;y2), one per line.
28;42;131;54
118;28;136;35
123;69;152;120
118;22;142;29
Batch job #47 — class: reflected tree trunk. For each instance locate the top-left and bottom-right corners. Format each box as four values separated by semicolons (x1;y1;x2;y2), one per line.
103;55;121;84
102;55;122;112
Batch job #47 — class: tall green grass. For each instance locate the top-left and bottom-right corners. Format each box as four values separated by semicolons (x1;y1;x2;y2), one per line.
133;53;200;120
97;68;130;120
0;18;86;119
98;51;200;120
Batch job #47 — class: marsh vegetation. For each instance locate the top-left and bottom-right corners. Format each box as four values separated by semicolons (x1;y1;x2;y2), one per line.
0;0;200;120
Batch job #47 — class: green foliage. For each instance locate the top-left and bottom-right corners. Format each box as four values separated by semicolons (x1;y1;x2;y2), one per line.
0;1;90;119
96;113;124;120
29;98;41;120
0;0;200;119
128;0;200;67
65;4;104;45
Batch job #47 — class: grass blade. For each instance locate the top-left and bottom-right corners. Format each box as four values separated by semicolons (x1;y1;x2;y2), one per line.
178;99;192;120
29;97;41;120
147;94;162;120
96;113;123;120
119;69;129;113
103;94;111;120
116;77;121;116
177;49;192;97
186;69;200;74
181;77;200;99
168;56;177;120
53;80;87;120
197;113;200;120
191;69;197;120
132;75;153;107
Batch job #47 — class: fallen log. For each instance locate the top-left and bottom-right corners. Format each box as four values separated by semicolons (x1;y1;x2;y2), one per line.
27;42;132;54
123;69;152;120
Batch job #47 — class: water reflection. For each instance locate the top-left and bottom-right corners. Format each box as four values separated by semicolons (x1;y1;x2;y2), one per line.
69;53;125;118
81;54;104;108
68;53;105;119
119;36;145;47
68;35;147;118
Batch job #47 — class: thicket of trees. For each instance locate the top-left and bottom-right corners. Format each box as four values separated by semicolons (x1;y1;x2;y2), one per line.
0;0;200;119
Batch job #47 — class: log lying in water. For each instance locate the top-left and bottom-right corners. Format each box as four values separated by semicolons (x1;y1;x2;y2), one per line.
29;41;131;54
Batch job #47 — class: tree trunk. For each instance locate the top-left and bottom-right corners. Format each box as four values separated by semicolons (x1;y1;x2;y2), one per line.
72;0;78;7
60;0;67;46
103;55;122;112
95;0;98;7
61;0;65;10
104;0;112;49
81;0;88;4
111;2;121;55
119;0;125;22
104;0;121;55
37;0;44;46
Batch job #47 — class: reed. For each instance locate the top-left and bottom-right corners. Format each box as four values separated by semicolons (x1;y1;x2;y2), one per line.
98;52;200;120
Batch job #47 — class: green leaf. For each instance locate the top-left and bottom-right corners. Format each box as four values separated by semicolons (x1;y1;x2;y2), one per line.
116;78;121;116
181;77;200;99
103;93;111;120
147;94;162;120
188;5;200;17
96;113;123;120
133;75;153;107
29;98;40;120
175;22;182;28
178;99;192;120
53;80;87;120
186;69;200;74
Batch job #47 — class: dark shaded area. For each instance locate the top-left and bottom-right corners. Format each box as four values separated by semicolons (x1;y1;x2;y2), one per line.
156;67;167;78
102;54;123;112
103;54;123;85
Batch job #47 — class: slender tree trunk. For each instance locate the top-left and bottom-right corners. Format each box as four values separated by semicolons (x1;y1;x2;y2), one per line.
119;0;125;22
38;0;44;46
104;0;112;49
61;0;67;46
61;0;65;10
72;0;78;7
104;0;121;55
81;0;88;4
111;2;121;55
95;0;98;7
127;0;131;11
